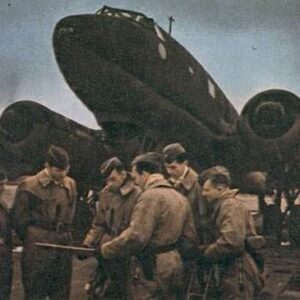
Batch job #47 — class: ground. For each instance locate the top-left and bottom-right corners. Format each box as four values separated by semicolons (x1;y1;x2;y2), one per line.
11;252;97;300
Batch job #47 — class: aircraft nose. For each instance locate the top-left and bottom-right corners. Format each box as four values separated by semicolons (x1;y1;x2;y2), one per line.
55;17;78;39
54;15;104;47
55;15;97;42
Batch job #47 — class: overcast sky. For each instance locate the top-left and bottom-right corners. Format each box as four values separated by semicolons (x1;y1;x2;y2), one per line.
1;0;299;128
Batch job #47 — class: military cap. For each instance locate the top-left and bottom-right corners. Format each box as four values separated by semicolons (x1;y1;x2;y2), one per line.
199;166;230;186
46;145;70;169
131;152;162;168
100;157;123;180
162;143;186;163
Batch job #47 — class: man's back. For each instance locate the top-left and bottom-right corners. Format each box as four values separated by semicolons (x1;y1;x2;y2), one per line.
101;174;197;299
203;187;263;299
136;177;195;246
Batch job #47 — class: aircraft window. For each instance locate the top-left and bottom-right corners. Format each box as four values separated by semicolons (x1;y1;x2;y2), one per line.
208;79;216;99
135;15;144;22
121;12;132;18
154;24;165;42
96;6;154;29
96;8;108;15
75;129;93;141
158;43;167;60
188;66;195;75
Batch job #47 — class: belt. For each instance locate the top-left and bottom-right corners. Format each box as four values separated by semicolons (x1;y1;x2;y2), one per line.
154;243;178;254
136;243;178;281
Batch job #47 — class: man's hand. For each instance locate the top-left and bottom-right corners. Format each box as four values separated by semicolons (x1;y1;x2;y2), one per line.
101;233;113;244
77;244;90;260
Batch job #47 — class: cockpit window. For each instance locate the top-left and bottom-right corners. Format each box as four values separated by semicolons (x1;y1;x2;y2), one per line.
120;12;132;18
96;6;154;29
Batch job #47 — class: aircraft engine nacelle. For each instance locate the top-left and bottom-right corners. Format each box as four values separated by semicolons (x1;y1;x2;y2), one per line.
0;100;107;191
239;89;300;167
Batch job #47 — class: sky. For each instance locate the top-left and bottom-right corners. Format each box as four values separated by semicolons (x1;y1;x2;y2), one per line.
0;0;299;129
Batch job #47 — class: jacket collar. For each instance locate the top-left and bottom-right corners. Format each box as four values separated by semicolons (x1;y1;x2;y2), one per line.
145;174;172;190
103;174;136;196
211;188;239;218
181;167;198;190
37;169;72;191
170;167;198;191
120;177;136;196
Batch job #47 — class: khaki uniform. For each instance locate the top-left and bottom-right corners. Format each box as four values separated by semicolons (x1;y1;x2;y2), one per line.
84;177;141;246
101;174;197;300
13;169;76;300
0;199;12;300
169;167;206;295
169;167;207;242
203;190;262;299
83;177;141;298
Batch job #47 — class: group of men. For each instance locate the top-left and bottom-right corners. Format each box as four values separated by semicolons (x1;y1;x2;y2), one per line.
1;143;264;299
